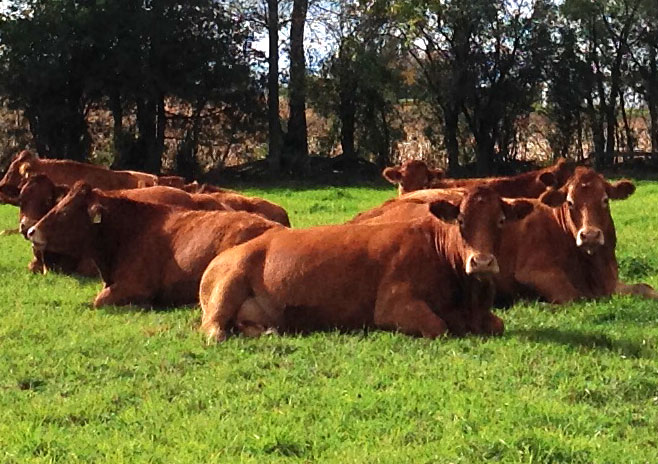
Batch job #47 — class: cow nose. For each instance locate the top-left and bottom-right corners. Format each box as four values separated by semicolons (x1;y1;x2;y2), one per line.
26;226;37;241
466;253;500;275
577;228;604;246
19;219;28;236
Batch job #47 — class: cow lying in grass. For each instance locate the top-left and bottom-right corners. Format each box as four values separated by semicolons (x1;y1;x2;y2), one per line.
17;175;292;275
0;150;158;203
183;182;291;227
365;166;656;302
383;158;575;197
27;181;282;307
199;185;540;342
17;175;239;275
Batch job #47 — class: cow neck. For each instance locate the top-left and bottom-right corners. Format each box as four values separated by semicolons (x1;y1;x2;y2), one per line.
432;220;466;278
551;203;619;297
91;194;169;282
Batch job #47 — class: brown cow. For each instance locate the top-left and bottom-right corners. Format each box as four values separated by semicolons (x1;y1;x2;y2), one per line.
382;160;445;195
183;181;291;227
157;175;187;188
493;167;638;303
26;181;281;307
362;167;651;303
17;176;235;276
0;150;158;203
199;186;537;342
383;158;575;197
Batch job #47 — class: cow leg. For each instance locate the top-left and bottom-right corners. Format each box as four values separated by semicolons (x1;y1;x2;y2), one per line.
28;251;46;274
235;297;281;338
516;271;582;304
374;290;448;339
470;311;505;336
616;280;658;300
93;284;153;308
0;227;19;236
200;272;251;343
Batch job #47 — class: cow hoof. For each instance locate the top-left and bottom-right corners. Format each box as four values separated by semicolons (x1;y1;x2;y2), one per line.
205;327;227;345
487;315;505;336
28;259;43;274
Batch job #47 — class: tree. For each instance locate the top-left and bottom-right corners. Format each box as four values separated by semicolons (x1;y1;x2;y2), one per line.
283;0;310;171
309;0;404;167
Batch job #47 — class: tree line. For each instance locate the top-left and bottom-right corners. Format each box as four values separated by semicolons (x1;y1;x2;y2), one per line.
0;0;656;177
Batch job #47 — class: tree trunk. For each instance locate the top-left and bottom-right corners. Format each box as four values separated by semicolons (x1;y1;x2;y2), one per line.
108;90;124;164
266;0;283;174
285;0;309;170
646;50;658;153
135;97;156;172
443;104;460;176
338;53;357;161
586;91;605;168
619;88;634;153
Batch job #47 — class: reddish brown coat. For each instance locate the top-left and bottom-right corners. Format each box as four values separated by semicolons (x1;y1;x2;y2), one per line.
383;158;575;197
183;182;291;227
17;176;236;275
27;181;280;306
0;150;158;203
199;186;536;342
493;167;637;303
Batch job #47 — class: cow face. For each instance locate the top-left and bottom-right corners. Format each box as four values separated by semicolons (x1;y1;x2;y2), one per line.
561;167;634;255
26;181;101;255
0;150;38;200
429;186;536;276
18;175;69;237
383;160;444;195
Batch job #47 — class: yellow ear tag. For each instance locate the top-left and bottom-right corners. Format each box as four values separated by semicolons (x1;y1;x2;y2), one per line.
91;212;102;224
19;163;31;178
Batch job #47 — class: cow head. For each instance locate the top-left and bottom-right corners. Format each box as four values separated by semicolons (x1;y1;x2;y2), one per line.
429;186;537;277
26;181;102;256
383;160;445;195
0;150;39;201
18;175;69;237
558;167;634;255
537;158;576;190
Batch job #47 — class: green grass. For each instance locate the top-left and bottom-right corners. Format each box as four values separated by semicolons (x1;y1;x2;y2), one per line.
1;183;657;463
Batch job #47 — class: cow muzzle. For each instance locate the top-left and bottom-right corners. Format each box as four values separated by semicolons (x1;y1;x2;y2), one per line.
466;253;500;276
576;227;604;254
26;226;46;249
19;217;32;238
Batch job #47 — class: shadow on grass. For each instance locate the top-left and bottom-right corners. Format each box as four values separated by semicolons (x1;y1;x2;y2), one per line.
98;303;197;316
510;327;647;358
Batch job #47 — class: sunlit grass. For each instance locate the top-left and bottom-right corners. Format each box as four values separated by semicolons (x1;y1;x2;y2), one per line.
0;182;657;463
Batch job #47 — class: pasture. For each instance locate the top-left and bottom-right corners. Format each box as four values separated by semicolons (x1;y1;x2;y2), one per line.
1;182;657;463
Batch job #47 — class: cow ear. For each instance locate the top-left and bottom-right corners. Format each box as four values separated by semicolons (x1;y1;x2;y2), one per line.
382;167;402;184
539;188;566;207
606;180;635;200
16;150;36;161
54;185;69;203
429;199;460;223
428;168;445;181
538;171;555;187
88;202;103;224
502;199;534;221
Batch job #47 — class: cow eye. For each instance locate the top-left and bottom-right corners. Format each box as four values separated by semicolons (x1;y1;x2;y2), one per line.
498;216;505;227
567;199;575;209
602;197;609;207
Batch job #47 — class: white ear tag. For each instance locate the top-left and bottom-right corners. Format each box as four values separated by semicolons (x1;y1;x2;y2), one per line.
92;211;102;224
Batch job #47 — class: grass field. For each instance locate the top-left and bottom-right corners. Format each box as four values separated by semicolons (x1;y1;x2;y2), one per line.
1;182;657;463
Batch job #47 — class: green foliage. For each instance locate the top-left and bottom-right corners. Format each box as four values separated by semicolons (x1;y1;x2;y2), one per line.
0;0;262;169
1;181;658;462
